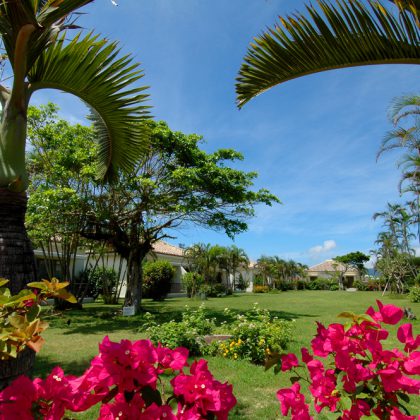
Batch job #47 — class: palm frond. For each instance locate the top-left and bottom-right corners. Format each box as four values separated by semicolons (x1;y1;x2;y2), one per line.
236;0;420;108
28;32;151;180
388;93;420;123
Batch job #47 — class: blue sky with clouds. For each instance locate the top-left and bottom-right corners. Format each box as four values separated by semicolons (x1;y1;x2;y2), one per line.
32;0;420;266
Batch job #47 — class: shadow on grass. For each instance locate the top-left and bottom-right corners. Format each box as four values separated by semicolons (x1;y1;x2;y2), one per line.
33;355;92;378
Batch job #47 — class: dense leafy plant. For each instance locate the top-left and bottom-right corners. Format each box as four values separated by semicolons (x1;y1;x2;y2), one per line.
143;260;174;301
408;285;420;303
145;305;215;355
0;278;75;359
219;304;293;364
307;278;337;291
269;301;420;419
0;337;237;419
182;272;204;298
253;285;270;293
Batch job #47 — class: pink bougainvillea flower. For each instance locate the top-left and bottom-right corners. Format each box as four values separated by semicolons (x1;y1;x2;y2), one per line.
301;347;313;364
33;366;79;420
376;300;404;325
0;375;37;420
397;323;420;353
171;359;236;418
276;382;312;420
341;399;371;419
99;392;145;419
280;353;299;371
141;403;177;420
97;336;158;392
378;362;420;394
156;344;189;372
403;351;420;376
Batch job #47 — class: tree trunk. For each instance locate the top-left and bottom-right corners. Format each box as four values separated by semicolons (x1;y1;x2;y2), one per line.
124;247;147;312
0;189;36;294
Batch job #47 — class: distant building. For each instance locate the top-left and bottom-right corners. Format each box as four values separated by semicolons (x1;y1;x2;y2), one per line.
307;259;360;287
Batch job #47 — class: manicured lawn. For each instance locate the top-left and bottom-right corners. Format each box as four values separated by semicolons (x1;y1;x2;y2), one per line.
35;291;420;419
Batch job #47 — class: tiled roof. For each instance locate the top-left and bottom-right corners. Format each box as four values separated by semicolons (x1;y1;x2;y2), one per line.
308;259;357;273
152;241;185;257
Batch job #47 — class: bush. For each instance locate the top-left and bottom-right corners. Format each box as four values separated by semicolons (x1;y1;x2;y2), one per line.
219;304;293;364
182;272;204;298
145;304;215;355
274;279;293;291
307;277;331;290
208;283;228;297
409;285;420;303
235;274;248;291
143;260;174;301
78;267;118;303
294;279;307;290
253;285;269;293
354;279;367;291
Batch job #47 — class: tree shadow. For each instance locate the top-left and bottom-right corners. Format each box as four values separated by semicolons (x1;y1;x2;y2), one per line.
33;355;92;378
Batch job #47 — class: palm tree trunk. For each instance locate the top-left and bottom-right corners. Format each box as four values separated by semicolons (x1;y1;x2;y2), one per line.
0;189;37;294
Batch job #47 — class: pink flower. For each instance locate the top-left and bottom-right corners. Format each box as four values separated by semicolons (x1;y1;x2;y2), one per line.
33;366;78;420
276;382;312;420
280;353;299;371
388;406;417;420
142;403;177;419
0;375;37;420
403;351;420;375
96;336;158;392
397;323;420;353
376;301;404;325
99;392;144;419
301;347;313;364
156;344;189;372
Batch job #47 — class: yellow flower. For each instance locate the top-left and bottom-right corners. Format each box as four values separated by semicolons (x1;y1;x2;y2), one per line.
234;353;238;359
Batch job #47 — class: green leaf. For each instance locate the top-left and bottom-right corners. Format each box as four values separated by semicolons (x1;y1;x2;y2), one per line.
338;311;356;319
0;279;9;288
339;396;352;411
26;304;41;322
141;385;162;407
361;416;380;420
397;392;410;403
236;0;420;108
289;376;300;384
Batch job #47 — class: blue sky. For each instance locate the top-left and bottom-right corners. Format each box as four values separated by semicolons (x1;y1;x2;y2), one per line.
32;0;420;266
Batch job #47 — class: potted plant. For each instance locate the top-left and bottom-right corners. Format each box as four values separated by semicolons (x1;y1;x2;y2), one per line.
0;278;76;389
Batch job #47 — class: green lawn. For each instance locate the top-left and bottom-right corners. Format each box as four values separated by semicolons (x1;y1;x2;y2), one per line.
34;291;420;419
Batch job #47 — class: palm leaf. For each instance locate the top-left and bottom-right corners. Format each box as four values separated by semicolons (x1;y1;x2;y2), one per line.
28;32;150;179
236;0;420;108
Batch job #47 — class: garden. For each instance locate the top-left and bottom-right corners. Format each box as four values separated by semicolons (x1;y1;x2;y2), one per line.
18;291;417;419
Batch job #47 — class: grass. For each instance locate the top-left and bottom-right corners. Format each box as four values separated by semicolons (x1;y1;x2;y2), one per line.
34;291;420;419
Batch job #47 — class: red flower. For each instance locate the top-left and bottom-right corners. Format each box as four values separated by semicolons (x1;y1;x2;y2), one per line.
276;382;312;420
397;323;420;353
280;353;299;371
156;344;189;373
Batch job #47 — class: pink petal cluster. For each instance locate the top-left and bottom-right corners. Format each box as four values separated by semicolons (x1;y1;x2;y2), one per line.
276;301;420;419
0;337;236;419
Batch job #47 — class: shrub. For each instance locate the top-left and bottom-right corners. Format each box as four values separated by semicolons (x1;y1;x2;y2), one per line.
219;304;293;364
294;279;307;290
409;285;420;303
146;304;215;355
143;260;174;301
270;301;420;419
307;277;331;290
78;267;118;303
328;280;339;291
235;273;248;291
182;271;203;298
253;285;269;293
274;279;294;291
208;283;228;297
354;279;367;291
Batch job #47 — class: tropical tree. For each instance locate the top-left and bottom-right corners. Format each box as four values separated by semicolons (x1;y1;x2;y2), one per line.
225;245;249;290
0;1;149;293
333;251;370;289
236;1;420;107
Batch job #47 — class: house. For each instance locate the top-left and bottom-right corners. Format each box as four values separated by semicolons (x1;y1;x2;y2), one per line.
307;259;360;287
34;240;189;297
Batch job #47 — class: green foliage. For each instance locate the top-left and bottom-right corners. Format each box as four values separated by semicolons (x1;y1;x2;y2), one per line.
408;285;420;303
145;305;215;355
143;261;174;301
236;274;248;291
274;279;294;291
219;304;293;364
207;283;229;297
253;285;270;293
307;278;337;291
79;267;118;304
182;272;204;298
0;278;75;359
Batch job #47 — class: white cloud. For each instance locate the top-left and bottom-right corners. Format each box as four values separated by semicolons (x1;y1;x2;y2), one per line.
309;240;337;256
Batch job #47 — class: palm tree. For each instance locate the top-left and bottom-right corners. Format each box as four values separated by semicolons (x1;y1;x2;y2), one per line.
0;1;150;293
236;1;420;107
225;245;249;290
